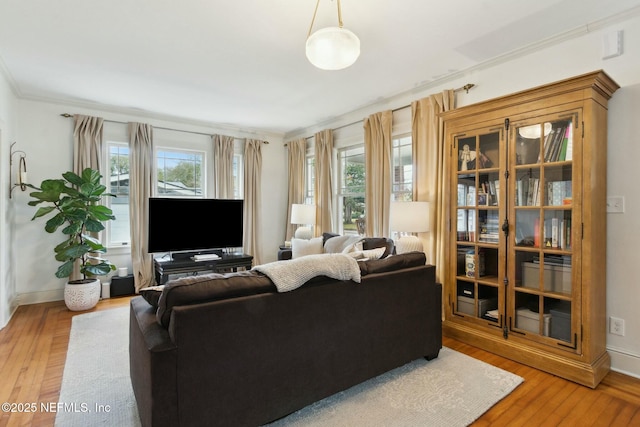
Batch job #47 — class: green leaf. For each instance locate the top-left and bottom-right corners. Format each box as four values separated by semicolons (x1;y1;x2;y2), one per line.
61;222;83;236
44;213;66;233
31;206;56;220
62;171;84;187
82;262;114;277
55;261;75;279
58;243;91;260
82;234;107;251
84;218;105;233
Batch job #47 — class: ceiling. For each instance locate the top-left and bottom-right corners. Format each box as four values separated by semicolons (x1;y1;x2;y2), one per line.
1;0;639;137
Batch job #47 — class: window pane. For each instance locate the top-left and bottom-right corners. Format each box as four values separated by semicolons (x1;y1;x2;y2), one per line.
338;146;365;235
157;149;204;197
392;135;412;201
306;156;315;204
108;143;130;246
232;154;243;199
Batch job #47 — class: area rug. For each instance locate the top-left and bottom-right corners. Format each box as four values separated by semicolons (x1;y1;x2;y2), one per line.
56;306;523;427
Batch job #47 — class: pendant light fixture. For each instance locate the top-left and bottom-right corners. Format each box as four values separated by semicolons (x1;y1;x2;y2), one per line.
306;0;360;71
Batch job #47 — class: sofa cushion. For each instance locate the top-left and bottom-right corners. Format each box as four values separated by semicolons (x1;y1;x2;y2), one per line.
362;237;395;258
140;285;165;308
156;270;275;328
359;251;426;275
348;247;386;261
291;237;324;258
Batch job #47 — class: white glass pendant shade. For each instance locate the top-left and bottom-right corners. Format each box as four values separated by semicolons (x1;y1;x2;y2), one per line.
519;123;552;139
306;27;360;70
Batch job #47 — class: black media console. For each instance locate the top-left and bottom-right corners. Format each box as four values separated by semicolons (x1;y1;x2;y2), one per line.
154;253;253;285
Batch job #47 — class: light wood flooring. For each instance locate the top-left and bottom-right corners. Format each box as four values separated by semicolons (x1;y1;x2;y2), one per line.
1;297;639;426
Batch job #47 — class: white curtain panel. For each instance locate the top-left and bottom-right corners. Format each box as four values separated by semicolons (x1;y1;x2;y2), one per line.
213;134;235;199
411;89;454;281
243;139;263;265
72;114;104;281
363;110;392;237
128;122;156;291
314;129;334;236
285;138;306;241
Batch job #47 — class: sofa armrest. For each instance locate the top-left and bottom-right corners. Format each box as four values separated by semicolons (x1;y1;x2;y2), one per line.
278;247;292;260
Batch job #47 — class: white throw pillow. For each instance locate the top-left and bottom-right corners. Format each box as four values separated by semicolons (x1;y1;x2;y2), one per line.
347;247;386;261
291;237;324;259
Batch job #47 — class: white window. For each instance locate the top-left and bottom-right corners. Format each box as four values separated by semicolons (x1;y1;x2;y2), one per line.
106;142;131;247
232;153;243;199
305;155;315;205
392;135;413;201
156;149;205;197
337;145;365;235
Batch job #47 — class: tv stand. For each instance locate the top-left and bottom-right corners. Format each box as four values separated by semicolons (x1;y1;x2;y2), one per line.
154;253;253;284
170;249;224;261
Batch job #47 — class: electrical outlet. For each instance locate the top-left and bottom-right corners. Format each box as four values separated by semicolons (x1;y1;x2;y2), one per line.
610;316;625;336
606;196;625;213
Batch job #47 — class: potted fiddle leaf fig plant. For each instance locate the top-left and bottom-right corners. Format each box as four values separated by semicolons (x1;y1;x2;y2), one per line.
28;168;117;311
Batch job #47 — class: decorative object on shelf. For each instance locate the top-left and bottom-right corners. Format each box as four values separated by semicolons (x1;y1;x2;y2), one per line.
291;203;316;239
9;142;28;198
306;0;360;70
389;201;430;254
28;168;117;311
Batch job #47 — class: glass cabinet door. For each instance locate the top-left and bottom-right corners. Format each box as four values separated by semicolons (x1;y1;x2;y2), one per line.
452;128;504;326
510;114;580;348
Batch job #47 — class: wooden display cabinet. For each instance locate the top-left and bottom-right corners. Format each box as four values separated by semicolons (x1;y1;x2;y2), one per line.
442;70;619;388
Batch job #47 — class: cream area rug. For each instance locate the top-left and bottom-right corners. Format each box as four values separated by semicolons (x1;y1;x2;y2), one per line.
56;306;523;427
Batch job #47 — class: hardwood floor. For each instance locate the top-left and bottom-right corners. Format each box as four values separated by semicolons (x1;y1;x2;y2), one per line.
1;298;639;426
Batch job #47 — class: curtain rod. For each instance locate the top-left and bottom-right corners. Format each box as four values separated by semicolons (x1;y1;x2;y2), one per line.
59;113;269;143
295;83;475;143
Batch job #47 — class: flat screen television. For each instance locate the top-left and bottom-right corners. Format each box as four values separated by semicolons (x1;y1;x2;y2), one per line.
147;198;244;255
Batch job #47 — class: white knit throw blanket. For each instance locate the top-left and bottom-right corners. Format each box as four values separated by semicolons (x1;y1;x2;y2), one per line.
253;253;361;292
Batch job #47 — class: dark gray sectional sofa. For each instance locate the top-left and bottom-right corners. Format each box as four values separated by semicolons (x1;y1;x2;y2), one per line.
129;251;441;426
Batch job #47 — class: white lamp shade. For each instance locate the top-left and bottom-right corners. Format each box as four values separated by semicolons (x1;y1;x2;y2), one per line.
306;27;360;71
291;204;316;225
389;201;430;233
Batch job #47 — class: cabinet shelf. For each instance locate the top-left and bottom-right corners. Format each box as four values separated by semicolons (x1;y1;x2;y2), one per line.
443;70;618;388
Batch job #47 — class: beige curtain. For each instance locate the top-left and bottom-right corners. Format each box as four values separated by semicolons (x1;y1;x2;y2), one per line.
243;139;263;265
314;130;334;235
72;115;104;281
363;110;393;237
213;134;235;198
411;90;455;283
129;122;156;291
285;138;306;241
73;114;103;173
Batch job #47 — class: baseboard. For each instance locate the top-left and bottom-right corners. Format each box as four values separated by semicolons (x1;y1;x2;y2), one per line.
608;345;640;379
17;289;64;306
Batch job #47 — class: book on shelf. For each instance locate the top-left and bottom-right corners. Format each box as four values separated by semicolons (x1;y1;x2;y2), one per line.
542;217;571;249
564;125;573;161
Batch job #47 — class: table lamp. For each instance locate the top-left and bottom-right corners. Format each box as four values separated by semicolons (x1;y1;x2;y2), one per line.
389;201;430;254
291;204;316;240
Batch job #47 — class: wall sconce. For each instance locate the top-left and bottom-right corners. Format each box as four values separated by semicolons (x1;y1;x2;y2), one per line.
9;142;28;198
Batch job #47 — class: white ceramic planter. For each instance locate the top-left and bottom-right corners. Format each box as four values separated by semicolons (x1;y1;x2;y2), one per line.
64;279;101;311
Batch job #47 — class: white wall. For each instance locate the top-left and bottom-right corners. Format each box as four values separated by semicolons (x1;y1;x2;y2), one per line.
0;63;18;328
287;14;640;378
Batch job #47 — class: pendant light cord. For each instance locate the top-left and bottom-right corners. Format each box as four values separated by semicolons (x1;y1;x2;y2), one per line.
307;0;344;38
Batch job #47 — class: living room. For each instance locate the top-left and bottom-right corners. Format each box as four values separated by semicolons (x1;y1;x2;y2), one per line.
1;1;640;424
